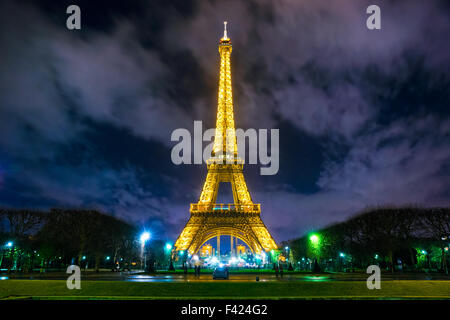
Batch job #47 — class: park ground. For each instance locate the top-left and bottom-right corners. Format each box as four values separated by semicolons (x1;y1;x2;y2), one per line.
0;271;449;300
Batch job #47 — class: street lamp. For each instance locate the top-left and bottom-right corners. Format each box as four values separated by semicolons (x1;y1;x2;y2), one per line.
164;243;173;270
1;242;14;270
308;234;321;272
338;252;345;271
309;234;320;244
285;246;290;264
140;231;151;271
140;232;151;244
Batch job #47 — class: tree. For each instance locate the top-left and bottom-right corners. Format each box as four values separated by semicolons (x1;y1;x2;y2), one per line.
419;208;450;274
287;206;450;274
0;208;45;272
0;208;44;237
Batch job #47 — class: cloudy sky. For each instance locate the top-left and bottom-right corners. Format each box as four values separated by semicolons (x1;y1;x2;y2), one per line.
1;0;449;242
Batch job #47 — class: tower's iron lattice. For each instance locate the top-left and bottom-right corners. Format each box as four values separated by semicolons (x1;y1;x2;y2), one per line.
173;22;277;256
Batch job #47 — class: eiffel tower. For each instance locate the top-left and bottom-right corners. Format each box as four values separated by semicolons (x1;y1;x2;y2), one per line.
173;22;277;257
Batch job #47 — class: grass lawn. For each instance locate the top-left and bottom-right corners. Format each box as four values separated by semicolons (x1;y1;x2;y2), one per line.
0;280;449;300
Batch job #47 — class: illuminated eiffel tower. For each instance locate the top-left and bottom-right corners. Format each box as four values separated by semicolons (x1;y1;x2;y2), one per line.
173;22;277;257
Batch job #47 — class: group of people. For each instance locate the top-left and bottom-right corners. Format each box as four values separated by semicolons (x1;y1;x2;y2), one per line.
273;263;284;278
182;263;202;277
194;265;202;277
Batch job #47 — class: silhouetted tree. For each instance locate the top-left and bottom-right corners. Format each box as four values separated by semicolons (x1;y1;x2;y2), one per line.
287;206;449;274
418;208;450;274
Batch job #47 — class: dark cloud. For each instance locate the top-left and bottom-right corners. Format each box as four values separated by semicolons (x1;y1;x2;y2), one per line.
0;0;449;241
259;116;450;241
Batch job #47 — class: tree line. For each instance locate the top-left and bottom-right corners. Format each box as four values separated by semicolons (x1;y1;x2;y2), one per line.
0;208;167;273
284;207;450;274
2;206;448;274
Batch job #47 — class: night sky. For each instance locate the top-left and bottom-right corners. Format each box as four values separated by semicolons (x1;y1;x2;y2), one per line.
1;0;449;242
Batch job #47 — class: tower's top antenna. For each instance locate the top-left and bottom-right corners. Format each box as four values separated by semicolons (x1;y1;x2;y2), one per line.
223;21;228;40
220;21;231;44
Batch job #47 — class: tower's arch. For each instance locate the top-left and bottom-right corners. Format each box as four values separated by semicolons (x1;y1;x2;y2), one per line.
190;227;261;255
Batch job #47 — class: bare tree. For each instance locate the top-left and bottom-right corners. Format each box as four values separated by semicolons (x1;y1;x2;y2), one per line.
0;208;44;237
419;208;450;274
0;208;45;272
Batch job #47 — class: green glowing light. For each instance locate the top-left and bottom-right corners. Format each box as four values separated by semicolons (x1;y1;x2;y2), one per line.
309;234;320;244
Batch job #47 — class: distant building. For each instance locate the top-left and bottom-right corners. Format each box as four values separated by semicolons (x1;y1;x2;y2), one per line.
200;244;213;257
236;245;246;256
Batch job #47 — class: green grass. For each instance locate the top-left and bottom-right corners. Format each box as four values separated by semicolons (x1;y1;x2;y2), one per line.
0;280;449;300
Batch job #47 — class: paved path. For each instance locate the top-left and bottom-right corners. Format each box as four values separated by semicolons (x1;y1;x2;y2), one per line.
1;272;449;282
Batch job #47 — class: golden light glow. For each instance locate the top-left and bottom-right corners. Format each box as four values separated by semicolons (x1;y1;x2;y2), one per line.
236;245;246;256
173;24;277;256
200;244;213;257
212;37;236;156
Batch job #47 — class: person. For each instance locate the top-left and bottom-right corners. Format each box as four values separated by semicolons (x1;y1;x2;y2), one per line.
279;263;284;278
274;263;279;278
194;259;202;277
313;259;321;273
